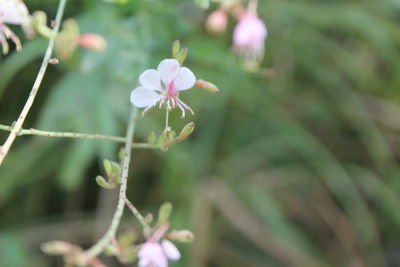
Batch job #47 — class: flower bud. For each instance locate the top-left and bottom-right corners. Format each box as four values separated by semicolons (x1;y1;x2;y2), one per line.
158;202;173;223
179;122;195;139
196;79;220;93
78;33;107;52
168;230;195;243
41;241;76;255
206;10;228;34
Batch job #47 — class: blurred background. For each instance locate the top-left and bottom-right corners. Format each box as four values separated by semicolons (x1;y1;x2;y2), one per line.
1;0;400;266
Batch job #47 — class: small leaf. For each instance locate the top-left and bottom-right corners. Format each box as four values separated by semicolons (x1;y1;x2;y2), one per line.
172;40;180;58
176;48;188;65
96;175;116;189
158;202;173;223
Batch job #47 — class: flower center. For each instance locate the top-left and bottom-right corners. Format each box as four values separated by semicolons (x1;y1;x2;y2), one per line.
167;81;175;97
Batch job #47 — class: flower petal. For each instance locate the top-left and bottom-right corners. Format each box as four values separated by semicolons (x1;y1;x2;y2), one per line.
139;69;161;91
157;59;180;86
0;0;29;25
138;242;168;267
173;67;196;91
161;240;181;261
130;87;160;108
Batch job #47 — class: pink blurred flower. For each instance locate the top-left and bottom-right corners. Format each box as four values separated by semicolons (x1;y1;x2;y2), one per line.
233;12;267;67
0;0;30;54
130;58;196;117
206;9;228;34
138;240;181;267
78;33;107;52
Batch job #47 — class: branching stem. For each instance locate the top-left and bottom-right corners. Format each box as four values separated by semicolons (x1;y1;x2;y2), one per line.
0;124;159;149
0;0;67;166
83;108;150;262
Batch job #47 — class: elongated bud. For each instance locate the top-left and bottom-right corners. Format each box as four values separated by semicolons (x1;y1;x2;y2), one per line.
176;48;188;65
172;40;181;58
196;79;220;93
195;0;210;9
148;131;156;145
41;241;76;255
96;175;116;189
179;122;195;139
78;33;107;52
103;159;112;176
168;230;195;243
158;202;173;223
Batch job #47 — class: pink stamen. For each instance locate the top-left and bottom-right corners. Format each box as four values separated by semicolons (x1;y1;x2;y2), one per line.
168;81;175;97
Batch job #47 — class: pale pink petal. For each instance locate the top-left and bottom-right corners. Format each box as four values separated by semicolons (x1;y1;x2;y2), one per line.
138;242;168;267
139;69;161;91
130;87;160;108
0;0;29;25
173;67;196;91
157;59;180;86
161;240;181;261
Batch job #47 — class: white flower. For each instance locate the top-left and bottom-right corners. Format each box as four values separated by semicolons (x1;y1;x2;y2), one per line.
0;0;29;25
130;59;196;118
0;0;30;54
138;240;181;267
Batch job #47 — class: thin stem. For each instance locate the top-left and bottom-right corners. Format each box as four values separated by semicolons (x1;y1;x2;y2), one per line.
0;0;67;166
124;198;151;232
83;108;150;262
166;109;169;129
0;124;159;149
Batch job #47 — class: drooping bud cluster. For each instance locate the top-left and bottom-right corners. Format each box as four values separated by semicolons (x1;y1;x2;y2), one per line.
203;0;267;70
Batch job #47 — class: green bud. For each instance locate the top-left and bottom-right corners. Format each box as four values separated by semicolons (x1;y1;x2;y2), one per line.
158;202;173;223
118;231;137;248
96;175;116;189
176;48;188;65
144;213;154;224
103;159;113;177
196;79;220;93
148;131;157;145
179;122;195;139
194;0;209;9
172;40;181;58
41;241;74;255
168;230;195;243
118;147;126;161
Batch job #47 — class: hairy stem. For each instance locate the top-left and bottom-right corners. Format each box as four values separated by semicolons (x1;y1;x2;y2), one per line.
0;0;67;166
0;124;159;149
83;108;150;262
